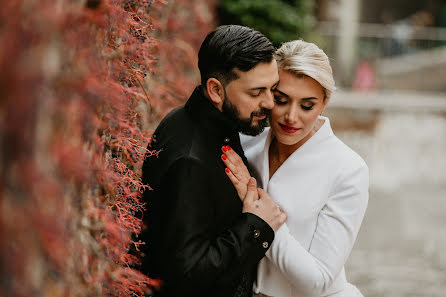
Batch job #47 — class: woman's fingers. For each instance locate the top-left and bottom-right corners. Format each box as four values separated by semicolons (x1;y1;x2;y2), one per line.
221;153;237;176
221;145;250;182
224;166;247;200
221;145;252;200
222;145;244;168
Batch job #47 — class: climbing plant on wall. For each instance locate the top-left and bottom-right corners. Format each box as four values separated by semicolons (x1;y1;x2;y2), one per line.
0;0;216;296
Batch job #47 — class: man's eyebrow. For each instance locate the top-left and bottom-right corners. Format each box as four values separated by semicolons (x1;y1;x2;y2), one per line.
248;80;280;91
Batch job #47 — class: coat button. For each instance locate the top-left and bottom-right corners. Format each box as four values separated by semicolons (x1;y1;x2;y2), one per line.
253;229;260;239
262;242;269;249
223;137;230;143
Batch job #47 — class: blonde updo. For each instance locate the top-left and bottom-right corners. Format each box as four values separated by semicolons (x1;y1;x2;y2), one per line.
274;40;336;100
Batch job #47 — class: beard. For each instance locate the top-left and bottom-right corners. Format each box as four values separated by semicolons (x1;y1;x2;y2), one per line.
222;95;270;136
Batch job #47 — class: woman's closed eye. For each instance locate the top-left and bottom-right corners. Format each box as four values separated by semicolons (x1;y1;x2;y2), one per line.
301;103;315;110
275;96;315;110
274;95;287;105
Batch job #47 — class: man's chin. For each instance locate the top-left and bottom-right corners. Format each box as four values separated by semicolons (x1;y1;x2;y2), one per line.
239;121;267;136
221;98;269;136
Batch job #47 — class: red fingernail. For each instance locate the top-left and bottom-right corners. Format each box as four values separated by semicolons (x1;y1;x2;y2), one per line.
225;168;230;173
222;146;227;152
226;145;231;151
221;154;227;160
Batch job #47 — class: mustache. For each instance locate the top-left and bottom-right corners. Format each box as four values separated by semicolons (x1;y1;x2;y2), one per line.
251;108;270;117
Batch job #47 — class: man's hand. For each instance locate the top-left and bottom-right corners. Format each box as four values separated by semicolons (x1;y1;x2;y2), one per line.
242;177;287;231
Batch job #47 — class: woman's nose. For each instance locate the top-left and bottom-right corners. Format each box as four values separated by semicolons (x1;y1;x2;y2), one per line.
285;106;298;123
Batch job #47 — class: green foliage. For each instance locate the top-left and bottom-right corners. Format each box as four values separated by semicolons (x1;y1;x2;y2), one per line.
218;0;314;46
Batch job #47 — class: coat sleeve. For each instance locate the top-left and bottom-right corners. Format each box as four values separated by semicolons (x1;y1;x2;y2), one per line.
150;157;274;295
265;161;369;296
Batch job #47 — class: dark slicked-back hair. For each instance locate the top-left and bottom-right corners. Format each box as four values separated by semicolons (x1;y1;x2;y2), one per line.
198;25;275;88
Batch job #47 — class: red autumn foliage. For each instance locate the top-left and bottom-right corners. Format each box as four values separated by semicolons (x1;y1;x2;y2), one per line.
0;0;216;296
144;0;218;120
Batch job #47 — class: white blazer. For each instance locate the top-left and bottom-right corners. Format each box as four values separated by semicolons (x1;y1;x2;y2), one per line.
241;116;369;297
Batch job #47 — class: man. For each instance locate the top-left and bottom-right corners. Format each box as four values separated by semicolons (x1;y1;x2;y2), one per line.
141;25;286;297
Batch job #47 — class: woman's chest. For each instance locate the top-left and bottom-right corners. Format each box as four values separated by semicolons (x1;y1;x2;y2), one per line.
266;166;332;244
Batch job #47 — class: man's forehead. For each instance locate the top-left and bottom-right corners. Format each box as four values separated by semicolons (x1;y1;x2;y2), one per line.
232;61;279;87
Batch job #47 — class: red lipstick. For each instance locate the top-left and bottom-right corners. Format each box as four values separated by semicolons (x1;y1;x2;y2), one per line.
279;123;300;134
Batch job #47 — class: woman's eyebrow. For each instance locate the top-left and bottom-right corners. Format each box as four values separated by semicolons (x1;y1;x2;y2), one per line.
274;90;319;101
274;88;289;97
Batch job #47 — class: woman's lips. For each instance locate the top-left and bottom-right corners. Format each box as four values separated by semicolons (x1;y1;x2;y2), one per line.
279;123;300;134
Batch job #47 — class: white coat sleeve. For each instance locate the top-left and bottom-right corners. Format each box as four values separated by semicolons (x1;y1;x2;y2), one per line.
266;162;369;296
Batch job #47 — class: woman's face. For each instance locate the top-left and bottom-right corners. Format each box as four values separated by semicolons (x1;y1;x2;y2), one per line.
271;70;328;147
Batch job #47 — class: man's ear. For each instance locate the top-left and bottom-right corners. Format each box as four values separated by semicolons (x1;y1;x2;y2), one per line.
205;78;225;111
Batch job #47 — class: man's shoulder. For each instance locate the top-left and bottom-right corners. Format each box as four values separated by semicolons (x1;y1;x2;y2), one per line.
143;105;207;176
155;105;190;132
153;105;196;150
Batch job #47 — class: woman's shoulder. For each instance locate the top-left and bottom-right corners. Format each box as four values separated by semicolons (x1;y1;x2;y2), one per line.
318;117;367;170
327;134;368;173
323;133;369;201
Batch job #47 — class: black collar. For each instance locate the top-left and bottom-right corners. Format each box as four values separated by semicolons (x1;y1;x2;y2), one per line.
185;86;239;139
184;85;250;169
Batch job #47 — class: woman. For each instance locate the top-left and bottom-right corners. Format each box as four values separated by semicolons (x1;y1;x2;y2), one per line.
221;40;368;297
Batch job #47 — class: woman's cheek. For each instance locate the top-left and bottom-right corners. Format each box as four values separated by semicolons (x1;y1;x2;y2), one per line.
271;106;284;122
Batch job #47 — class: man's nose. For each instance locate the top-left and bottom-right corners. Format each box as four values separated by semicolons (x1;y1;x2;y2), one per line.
261;89;275;110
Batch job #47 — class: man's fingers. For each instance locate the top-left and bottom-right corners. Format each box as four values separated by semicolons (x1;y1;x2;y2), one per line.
247;177;257;190
244;177;257;203
257;188;269;200
279;212;287;224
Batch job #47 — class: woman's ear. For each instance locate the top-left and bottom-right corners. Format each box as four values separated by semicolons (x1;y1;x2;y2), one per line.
321;96;330;115
205;78;225;111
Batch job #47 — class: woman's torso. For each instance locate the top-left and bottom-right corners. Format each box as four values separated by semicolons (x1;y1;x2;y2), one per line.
241;117;366;297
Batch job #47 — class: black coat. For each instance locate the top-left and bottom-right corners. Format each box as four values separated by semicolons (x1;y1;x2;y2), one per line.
141;86;274;297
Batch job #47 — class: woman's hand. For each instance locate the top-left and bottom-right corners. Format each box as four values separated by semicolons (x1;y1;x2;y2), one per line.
221;145;251;201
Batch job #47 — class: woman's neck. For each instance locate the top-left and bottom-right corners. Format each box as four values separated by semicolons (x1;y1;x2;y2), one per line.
270;138;295;165
268;118;324;178
268;137;307;178
273;118;325;162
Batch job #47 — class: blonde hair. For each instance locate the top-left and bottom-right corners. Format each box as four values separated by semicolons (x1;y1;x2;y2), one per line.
274;40;336;100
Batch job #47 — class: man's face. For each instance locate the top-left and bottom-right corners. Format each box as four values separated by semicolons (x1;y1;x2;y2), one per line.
222;60;279;136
